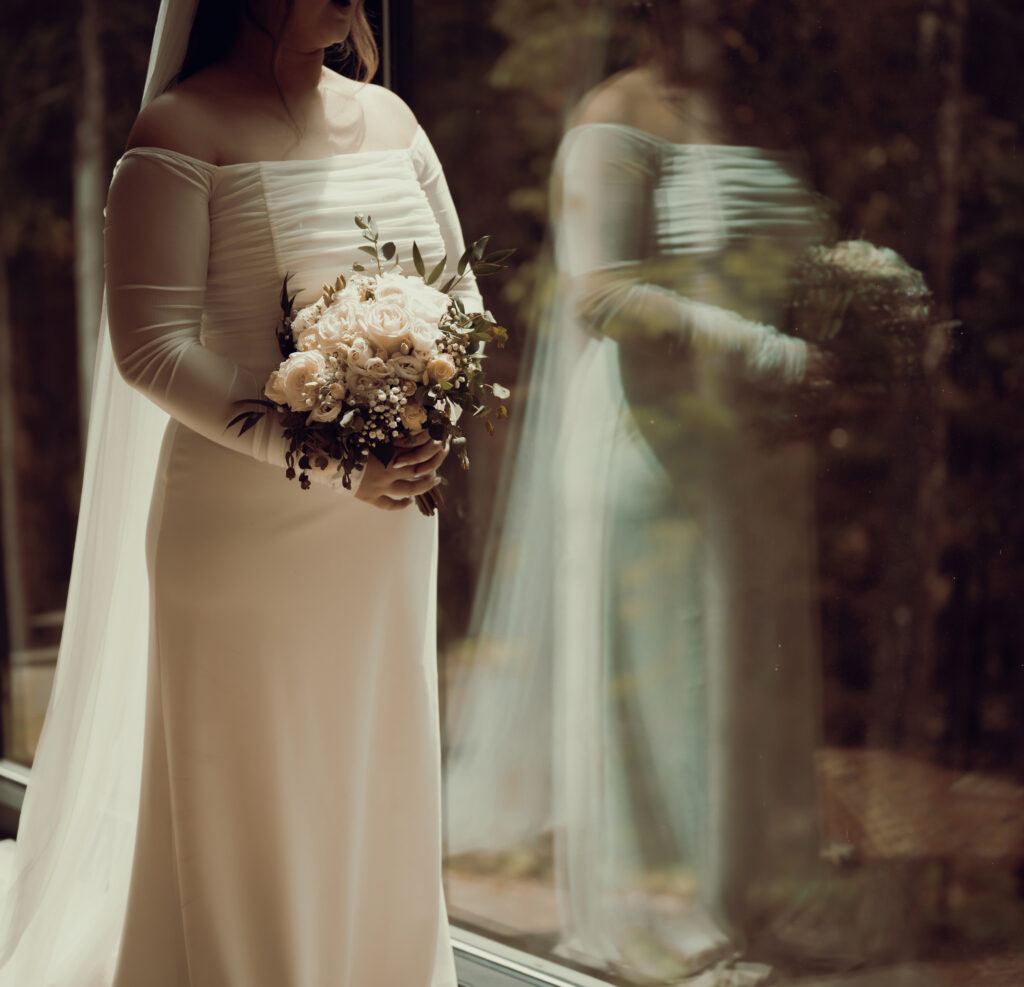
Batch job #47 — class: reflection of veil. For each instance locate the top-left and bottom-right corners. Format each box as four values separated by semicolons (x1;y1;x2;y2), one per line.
0;2;196;983
445;66;825;987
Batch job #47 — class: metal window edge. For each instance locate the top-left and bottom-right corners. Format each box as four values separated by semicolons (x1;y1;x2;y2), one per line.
452;928;612;987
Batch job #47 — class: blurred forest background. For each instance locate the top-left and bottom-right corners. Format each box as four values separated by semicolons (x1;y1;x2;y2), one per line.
0;0;1021;793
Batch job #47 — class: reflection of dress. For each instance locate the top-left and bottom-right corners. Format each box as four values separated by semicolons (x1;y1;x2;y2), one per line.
103;131;474;987
553;124;828;975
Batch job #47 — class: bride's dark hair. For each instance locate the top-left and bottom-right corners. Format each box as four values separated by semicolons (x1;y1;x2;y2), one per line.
178;0;379;83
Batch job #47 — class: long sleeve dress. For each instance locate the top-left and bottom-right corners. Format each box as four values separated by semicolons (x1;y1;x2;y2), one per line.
550;122;828;976
103;127;479;987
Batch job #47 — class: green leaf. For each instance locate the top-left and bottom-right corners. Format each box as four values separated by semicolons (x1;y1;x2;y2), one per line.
353;263;365;272
358;244;378;257
382;241;396;261
354;215;368;230
457;246;472;276
472;262;503;276
484;248;515;264
472;235;491;261
426;255;447;286
412;242;426;278
440;276;456;294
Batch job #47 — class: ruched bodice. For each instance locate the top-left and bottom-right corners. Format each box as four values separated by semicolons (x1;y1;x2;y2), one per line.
103;127;470;987
653;141;824;257
112;128;477;403
556;123;826;383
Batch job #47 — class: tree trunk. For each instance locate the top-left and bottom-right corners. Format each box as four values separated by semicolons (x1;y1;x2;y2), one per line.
73;0;106;451
0;258;27;661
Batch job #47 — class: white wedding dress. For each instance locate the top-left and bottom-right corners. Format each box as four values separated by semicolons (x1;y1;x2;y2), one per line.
99;127;476;987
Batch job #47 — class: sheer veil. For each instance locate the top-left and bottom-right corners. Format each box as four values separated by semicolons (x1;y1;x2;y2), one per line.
0;1;197;982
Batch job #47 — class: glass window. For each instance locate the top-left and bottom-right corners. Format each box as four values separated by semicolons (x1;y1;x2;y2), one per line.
411;2;1024;985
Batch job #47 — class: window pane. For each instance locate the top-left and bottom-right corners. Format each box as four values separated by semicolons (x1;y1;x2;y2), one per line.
413;2;1024;985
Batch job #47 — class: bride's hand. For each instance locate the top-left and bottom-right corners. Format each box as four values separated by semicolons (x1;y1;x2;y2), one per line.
354;431;447;511
802;344;836;391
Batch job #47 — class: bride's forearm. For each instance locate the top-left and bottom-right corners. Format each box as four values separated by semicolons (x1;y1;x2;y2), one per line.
576;269;807;383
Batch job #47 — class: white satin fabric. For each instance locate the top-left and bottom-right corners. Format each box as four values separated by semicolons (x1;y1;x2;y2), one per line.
446;123;827;983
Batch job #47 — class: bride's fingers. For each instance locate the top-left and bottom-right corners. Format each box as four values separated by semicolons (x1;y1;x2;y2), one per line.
391;438;444;472
386;473;441;497
397;445;447;478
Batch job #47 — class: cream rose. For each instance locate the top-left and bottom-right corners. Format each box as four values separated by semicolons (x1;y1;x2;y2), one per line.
426;354;456;383
400;402;428;432
265;350;327;411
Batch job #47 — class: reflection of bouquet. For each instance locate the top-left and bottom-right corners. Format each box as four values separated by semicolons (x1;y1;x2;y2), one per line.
787;239;933;379
229;216;511;515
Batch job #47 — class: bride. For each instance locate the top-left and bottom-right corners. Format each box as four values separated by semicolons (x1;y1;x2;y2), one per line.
0;0;478;984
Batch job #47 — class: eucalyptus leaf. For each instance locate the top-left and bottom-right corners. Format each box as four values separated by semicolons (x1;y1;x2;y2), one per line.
382;241;396;261
427;256;447;286
472;262;503;276
358;244;378;257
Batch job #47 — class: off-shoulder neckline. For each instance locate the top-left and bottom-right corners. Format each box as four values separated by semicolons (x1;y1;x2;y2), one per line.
119;124;427;171
561;121;793;157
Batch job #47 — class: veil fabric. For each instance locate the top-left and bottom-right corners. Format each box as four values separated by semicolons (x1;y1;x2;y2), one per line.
0;2;197;983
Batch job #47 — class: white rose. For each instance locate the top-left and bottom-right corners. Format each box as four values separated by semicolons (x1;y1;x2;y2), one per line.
265;350;328;412
363;356;391;379
359;300;414;356
290;297;323;333
389;353;427;381
345;366;384;402
345;336;375;369
308;399;342;423
408;318;442;354
403;276;450;325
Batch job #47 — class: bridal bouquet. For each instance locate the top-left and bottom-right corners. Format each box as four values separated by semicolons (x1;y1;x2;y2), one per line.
786;239;933;380
229;216;511;515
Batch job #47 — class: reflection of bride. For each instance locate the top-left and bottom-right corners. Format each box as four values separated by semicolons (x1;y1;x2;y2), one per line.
446;1;828;981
